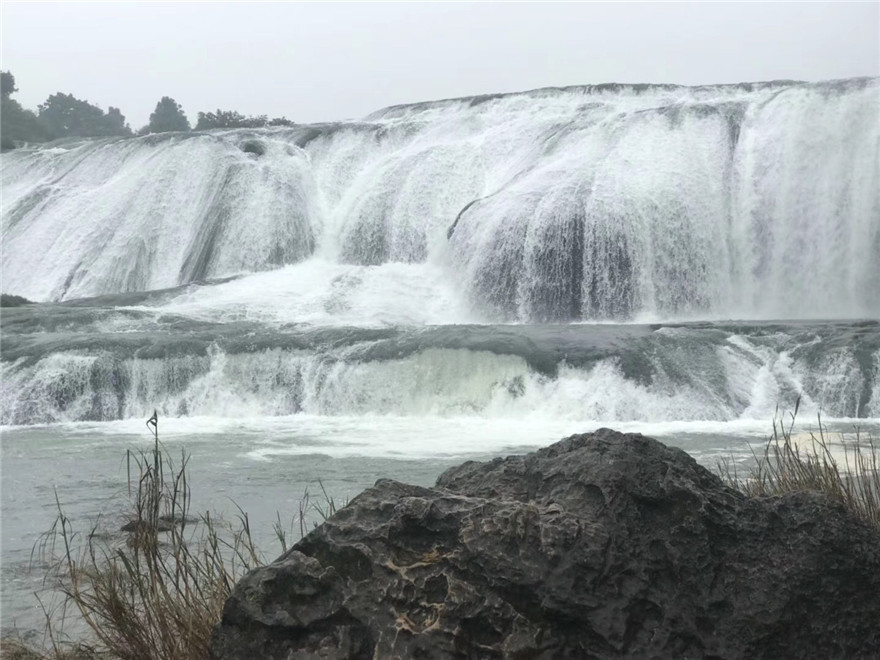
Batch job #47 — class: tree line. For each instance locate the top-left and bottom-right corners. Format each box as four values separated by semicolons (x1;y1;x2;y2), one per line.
1;71;294;151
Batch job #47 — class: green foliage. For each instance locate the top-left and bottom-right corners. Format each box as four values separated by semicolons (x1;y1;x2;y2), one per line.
38;93;132;139
195;109;248;130
147;97;190;133
1;73;131;148
1;70;293;149
1;99;52;149
1;71;53;148
0;293;34;307
2;70;18;100
195;109;293;130
267;116;294;127
104;107;130;136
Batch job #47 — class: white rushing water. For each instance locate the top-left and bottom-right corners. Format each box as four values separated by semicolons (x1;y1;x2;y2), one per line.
2;78;878;320
2;326;877;425
2;78;879;636
1;78;879;426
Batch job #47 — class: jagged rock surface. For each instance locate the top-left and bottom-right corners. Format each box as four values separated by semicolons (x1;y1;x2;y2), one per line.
211;429;880;659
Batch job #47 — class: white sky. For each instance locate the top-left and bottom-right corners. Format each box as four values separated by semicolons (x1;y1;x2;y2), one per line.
2;1;878;129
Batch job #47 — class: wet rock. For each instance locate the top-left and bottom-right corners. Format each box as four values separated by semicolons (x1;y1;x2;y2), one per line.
211;429;880;659
120;513;197;534
241;140;265;157
120;518;175;534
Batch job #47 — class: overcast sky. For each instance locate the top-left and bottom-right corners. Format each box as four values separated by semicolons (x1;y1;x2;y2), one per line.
2;2;878;129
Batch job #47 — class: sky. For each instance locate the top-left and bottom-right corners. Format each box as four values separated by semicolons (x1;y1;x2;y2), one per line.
1;1;878;129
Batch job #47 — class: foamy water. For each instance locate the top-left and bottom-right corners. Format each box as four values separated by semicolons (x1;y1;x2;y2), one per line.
2;78;878;636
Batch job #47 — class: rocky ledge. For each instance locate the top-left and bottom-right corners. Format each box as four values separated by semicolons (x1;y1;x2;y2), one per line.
211;429;880;659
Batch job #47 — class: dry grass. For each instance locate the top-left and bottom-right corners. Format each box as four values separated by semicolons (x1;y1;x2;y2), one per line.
25;406;875;658
0;637;101;660
9;412;342;660
39;412;263;659
721;403;880;529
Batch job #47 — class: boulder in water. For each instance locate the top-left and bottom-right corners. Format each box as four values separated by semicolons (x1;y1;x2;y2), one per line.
241;140;266;157
211;430;880;659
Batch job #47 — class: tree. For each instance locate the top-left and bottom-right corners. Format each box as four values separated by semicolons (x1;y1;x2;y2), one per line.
1;71;17;100
1;102;48;149
1;71;131;149
1;70;51;149
39;93;105;137
195;109;294;130
195;109;295;131
195;109;248;130
105;107;131;135
267;117;294;127
147;96;190;133
38;93;131;138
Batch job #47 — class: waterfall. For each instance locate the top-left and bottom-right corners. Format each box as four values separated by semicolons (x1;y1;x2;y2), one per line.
3;78;877;321
2;78;879;425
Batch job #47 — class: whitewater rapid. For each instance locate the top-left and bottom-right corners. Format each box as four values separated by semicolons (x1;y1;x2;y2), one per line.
2;308;878;425
2;77;879;426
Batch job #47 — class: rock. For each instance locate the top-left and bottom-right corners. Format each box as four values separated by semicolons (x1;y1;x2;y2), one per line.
211;429;880;659
119;513;199;538
120;518;176;533
241;140;265;157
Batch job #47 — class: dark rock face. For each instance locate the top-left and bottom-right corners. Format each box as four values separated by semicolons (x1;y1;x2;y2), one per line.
211;430;880;659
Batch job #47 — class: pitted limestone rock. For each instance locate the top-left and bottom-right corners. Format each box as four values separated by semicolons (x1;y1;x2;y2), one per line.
212;429;880;659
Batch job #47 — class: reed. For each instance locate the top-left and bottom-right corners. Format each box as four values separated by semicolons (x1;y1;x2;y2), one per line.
16;408;876;659
14;412;340;659
720;404;879;530
36;412;262;659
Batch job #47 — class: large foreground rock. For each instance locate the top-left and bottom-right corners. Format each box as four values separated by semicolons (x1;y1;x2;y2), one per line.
211;430;880;659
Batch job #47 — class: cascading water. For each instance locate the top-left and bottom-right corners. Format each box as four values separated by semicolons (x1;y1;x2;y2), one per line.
2;79;880;636
2;133;320;301
1;77;878;426
3;78;878;319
